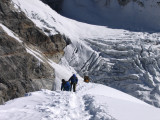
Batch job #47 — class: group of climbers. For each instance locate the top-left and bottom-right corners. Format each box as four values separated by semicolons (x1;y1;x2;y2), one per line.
61;74;90;92
61;74;78;92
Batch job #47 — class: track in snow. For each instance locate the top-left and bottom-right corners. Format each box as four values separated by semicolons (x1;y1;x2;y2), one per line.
36;91;91;120
33;83;114;120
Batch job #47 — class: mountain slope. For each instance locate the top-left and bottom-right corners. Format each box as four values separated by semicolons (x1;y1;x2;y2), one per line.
60;0;160;32
12;0;160;107
0;0;160;119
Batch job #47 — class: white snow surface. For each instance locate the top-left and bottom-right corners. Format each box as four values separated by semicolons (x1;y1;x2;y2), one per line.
0;82;160;120
0;23;22;43
26;46;45;63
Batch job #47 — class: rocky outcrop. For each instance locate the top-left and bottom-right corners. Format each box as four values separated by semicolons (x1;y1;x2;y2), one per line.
0;0;66;104
117;0;130;6
117;0;144;7
0;27;55;104
0;0;66;61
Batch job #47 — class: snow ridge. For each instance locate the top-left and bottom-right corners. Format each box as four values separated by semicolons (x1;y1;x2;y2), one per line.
1;82;160;120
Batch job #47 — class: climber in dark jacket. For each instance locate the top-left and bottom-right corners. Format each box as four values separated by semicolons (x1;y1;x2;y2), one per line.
61;79;71;91
69;74;78;92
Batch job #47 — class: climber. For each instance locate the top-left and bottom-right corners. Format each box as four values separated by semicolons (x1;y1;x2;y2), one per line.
69;74;78;92
61;79;71;91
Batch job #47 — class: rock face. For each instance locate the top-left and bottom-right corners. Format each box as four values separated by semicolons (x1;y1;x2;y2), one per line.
117;0;144;6
0;27;54;104
0;0;66;104
0;0;66;58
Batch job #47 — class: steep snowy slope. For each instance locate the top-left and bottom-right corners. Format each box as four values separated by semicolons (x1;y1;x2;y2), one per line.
1;81;160;120
60;0;160;32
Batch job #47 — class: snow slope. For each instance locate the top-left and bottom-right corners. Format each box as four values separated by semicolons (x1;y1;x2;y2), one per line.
0;82;160;120
61;0;160;32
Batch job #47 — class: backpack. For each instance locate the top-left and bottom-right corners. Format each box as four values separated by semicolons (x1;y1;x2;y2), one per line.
84;76;90;83
64;81;71;91
70;75;78;84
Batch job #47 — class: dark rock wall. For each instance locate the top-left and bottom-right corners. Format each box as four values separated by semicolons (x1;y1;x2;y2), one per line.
0;27;55;104
0;0;66;58
117;0;144;6
0;0;66;104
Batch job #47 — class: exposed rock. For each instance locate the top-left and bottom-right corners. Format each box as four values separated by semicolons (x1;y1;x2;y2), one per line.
0;0;66;63
0;27;56;104
117;0;144;7
117;0;130;6
0;0;66;104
